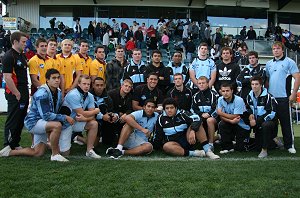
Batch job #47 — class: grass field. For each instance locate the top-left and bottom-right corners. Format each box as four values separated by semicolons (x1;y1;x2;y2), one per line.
0;115;299;198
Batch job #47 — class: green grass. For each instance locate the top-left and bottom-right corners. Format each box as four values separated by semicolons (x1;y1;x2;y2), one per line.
0;115;300;198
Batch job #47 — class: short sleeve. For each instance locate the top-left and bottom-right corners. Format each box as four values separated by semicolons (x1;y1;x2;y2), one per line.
233;98;246;115
66;91;82;110
2;54;15;73
28;58;39;75
288;59;299;75
131;110;143;120
87;94;95;109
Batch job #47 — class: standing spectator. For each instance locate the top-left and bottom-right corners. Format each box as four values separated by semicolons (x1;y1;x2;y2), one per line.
112;19;120;42
134;27;144;49
49;17;56;30
1;32;29;150
213;28;222;45
186;37;196;63
147;25;156;38
148;34;158;52
88;21;95;42
204;25;212;47
240;26;247;40
140;23;147;41
132;21;139;33
4;30;12;51
125;26;134;42
161;31;169;49
247;26;256;40
102;30;110;54
190;21;199;40
73;19;82;41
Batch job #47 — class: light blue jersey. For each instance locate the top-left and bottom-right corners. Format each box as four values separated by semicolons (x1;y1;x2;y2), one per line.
265;56;299;98
189;58;216;79
131;110;158;141
217;95;250;130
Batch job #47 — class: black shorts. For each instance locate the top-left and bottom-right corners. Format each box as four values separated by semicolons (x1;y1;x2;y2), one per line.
165;132;192;150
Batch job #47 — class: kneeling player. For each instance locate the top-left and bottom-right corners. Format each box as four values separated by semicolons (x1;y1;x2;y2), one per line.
153;98;220;159
106;99;158;159
0;69;74;161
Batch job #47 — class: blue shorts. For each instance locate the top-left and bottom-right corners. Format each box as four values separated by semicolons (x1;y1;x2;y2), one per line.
123;132;149;149
30;119;48;148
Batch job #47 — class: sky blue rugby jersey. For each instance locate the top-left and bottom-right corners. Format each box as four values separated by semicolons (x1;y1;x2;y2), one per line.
265;56;299;98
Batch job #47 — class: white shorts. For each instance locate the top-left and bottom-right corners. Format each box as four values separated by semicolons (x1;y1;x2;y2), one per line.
59;126;73;152
123;132;149;149
30;119;48;148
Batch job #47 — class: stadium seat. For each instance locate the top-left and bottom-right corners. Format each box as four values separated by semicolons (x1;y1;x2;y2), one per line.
30;28;37;34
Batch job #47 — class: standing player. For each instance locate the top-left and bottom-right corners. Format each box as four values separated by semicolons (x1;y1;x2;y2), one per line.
90;45;106;82
1;31;29;150
265;41;300;154
74;39;92;76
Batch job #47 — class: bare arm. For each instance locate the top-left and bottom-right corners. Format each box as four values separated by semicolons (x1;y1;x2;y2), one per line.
74;107;100;118
3;73;20;100
30;74;42;88
70;70;82;90
189;69;198;88
217;108;240;120
290;72;300;102
60;74;65;98
209;71;216;88
132;100;143;111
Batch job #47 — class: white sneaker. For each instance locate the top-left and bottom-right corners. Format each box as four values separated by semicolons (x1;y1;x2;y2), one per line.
288;148;296;154
73;136;84;145
51;154;69;162
86;149;101;159
206;150;220;160
0;145;11;157
193;150;206;157
258;151;268;158
219;149;234;154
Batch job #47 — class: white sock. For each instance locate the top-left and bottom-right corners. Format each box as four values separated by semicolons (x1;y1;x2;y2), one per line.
116;144;123;151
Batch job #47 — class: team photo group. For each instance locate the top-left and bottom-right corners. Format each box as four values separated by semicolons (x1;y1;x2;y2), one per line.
0;31;299;162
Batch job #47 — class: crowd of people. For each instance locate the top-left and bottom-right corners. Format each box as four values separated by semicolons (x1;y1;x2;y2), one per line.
0;24;299;162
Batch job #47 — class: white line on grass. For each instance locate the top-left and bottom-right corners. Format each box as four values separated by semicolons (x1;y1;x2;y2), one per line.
67;155;300;161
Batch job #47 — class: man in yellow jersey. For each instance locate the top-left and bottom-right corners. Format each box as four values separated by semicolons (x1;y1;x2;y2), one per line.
47;38;65;96
90;45;106;82
28;38;54;94
74;39;92;76
57;39;82;94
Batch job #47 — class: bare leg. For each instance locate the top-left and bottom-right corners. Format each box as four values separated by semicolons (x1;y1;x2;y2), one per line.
85;120;98;152
206;117;217;143
195;125;208;143
124;143;153;155
118;124;134;145
46;122;62;156
9;143;46;157
163;142;185;156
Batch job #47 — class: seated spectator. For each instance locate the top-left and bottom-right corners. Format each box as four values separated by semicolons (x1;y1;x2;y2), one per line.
106;99;158;159
161;31;169;49
125;37;136;58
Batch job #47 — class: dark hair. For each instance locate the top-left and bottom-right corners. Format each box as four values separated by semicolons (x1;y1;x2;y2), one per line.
163;97;178;109
248;51;258;58
79;39;88;46
151;50;162;57
250;76;263;85
198;42;208;50
93;77;105;83
220;83;233;90
35;37;48;47
10;31;27;45
147;72;159;79
173;73;183;78
94;45;105;53
144;99;157;107
172;51;182;57
45;68;60;80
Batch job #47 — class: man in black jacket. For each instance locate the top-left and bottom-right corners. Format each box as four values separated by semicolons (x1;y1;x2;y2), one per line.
153;98;220;159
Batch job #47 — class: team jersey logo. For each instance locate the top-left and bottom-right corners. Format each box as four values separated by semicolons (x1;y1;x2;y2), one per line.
39;64;44;68
219;67;232;77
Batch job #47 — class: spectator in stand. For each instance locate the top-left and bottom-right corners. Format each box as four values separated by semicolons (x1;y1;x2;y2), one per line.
125;37;136;58
240;26;247;41
73;19;82;41
148;34;158;52
161;31;169;49
247;26;256;40
58;22;65;31
204;24;212;46
4;30;12;52
210;44;220;62
102;30;110;54
213;28;222;46
140;23;147;41
232;39;242;51
88;21;95;42
112;19;120;42
220;34;229;47
94;22;102;41
175;21;184;39
282;29;291;39
147;25;156;38
125;26;134;42
134;27;144;49
132;21;139;33
49;17;56;30
186;37;196;63
190;21;199;40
